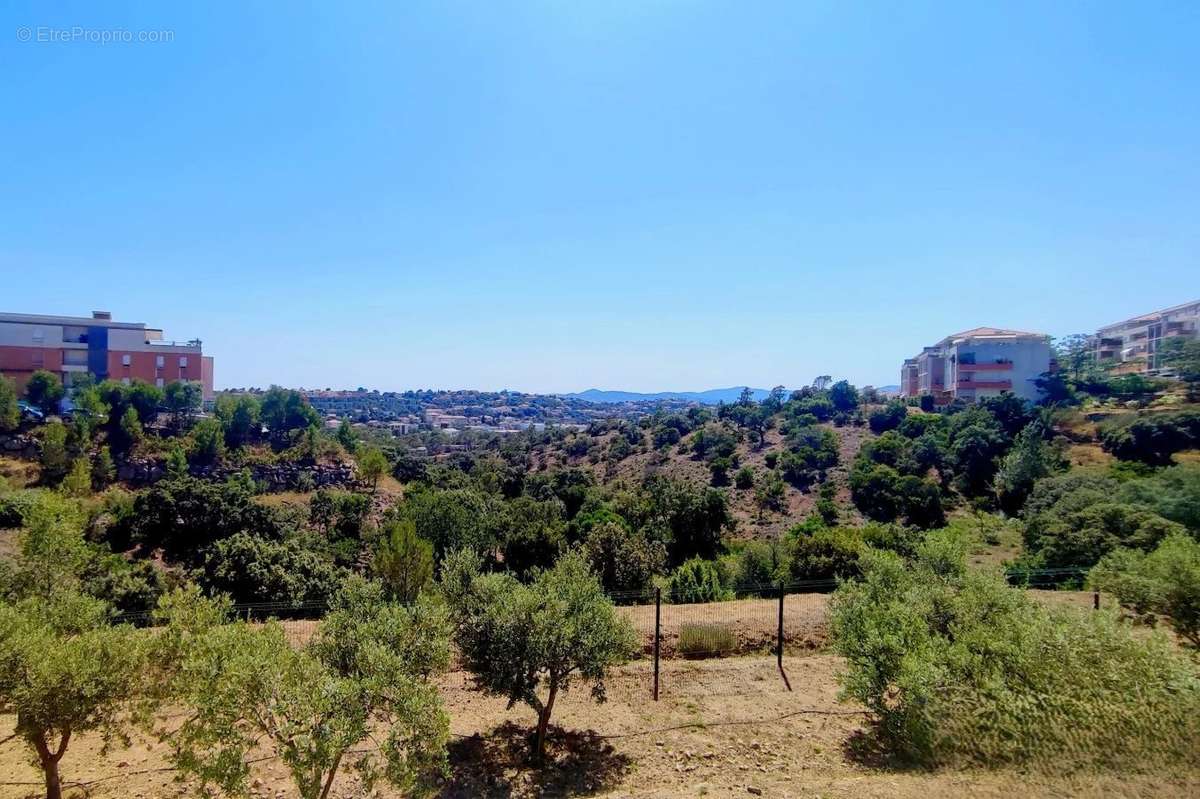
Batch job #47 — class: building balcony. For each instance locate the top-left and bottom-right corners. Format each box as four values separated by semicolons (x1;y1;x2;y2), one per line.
956;379;1011;390
957;361;1013;371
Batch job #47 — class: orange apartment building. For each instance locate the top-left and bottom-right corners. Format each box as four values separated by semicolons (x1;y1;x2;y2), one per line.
0;311;213;401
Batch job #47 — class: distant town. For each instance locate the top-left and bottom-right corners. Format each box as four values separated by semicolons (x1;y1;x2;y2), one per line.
1;299;1198;433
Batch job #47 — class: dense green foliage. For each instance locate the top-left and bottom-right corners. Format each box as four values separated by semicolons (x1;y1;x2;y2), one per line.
0;594;151;799
199;532;347;609
1090;532;1200;647
0;375;19;431
1021;468;1197;569
372;519;434;603
580;519;665;596
24;370;65;416
1099;410;1200;465
668;557;733;603
832;532;1200;769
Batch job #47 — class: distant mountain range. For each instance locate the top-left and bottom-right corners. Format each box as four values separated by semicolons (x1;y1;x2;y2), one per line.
565;387;772;405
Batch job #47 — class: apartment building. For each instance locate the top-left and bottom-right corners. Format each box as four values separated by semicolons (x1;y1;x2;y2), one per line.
900;327;1051;404
900;358;919;397
1092;299;1200;373
0;311;214;401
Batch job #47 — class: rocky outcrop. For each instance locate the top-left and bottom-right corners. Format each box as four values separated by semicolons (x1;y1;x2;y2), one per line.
0;432;39;459
117;459;357;491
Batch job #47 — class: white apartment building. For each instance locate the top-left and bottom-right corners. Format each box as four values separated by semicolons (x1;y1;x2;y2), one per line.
1092;299;1200;373
900;327;1052;404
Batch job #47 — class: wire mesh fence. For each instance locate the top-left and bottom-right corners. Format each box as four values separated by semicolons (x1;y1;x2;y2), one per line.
106;569;1104;700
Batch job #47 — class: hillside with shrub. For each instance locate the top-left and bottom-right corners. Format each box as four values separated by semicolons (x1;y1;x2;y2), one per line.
3;352;1200;796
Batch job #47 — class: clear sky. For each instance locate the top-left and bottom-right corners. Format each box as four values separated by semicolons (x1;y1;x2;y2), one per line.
2;2;1197;393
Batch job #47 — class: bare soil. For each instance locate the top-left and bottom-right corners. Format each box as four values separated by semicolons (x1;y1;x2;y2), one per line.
2;652;1194;799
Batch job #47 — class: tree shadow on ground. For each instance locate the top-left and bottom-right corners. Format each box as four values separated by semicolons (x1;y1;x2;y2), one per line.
441;721;632;798
841;722;923;772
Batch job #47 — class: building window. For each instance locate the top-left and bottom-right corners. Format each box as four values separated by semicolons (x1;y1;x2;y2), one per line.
155;355;165;368
32;329;45;343
179;356;188;367
122;354;131;366
31;353;44;367
122;378;131;386
62;326;87;343
155;378;164;388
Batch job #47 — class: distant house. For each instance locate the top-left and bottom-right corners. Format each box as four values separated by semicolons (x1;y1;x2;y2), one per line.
900;327;1051;404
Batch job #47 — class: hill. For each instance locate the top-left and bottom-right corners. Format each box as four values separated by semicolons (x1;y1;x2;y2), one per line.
566;387;771;405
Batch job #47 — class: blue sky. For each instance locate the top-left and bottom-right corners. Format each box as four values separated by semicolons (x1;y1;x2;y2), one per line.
2;2;1197;393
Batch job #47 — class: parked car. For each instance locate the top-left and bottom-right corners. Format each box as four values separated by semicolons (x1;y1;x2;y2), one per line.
16;401;44;422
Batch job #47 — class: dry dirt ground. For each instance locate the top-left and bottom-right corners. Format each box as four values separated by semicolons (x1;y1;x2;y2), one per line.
2;653;1194;799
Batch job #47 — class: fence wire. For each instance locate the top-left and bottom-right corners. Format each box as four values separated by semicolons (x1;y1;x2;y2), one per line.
107;570;1102;700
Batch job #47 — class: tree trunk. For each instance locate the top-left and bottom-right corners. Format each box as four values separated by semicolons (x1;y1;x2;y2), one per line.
534;679;559;764
30;730;64;799
317;751;344;799
42;760;62;799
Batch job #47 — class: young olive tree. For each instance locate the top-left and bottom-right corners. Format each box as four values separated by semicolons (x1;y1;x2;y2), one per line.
0;493;157;799
442;549;637;761
163;578;450;799
0;593;151;799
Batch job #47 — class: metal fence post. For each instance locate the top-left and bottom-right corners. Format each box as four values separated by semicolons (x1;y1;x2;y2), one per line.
776;583;785;669
653;587;661;701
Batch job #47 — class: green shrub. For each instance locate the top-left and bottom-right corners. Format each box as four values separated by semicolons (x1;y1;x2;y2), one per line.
788;526;863;583
0;489;45;529
729;539;789;591
678;622;736;658
1024;499;1184;570
581;520;666;597
198;533;346;610
831;533;1200;769
668;557;732;604
1090;532;1200;647
734;466;755;490
868;401;907;434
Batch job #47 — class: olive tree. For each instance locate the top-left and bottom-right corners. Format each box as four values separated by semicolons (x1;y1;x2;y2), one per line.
163;578;450;799
0;493;153;799
0;593;151;799
442;549;637;761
